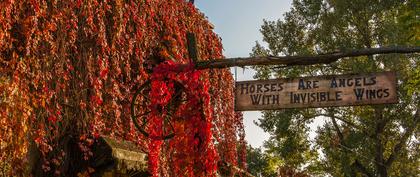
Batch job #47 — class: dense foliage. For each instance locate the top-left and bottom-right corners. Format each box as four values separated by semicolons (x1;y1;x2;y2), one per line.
0;0;245;176
251;0;419;176
245;146;275;177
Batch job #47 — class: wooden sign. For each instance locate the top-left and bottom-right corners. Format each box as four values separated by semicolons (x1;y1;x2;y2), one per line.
235;72;397;111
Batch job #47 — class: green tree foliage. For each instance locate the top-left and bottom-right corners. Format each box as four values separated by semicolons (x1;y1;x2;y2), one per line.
245;146;276;177
250;0;419;176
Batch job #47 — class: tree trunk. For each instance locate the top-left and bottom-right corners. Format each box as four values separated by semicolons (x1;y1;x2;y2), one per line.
329;110;371;177
373;107;388;177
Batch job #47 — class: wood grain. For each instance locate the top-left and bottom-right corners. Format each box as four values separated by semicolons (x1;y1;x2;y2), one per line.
193;46;420;69
235;72;397;111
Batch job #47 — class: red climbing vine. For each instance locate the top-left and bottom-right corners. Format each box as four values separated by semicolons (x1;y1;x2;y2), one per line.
146;61;218;176
0;0;245;176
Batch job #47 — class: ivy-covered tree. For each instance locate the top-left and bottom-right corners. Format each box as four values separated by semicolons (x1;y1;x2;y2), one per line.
252;0;419;176
0;0;246;176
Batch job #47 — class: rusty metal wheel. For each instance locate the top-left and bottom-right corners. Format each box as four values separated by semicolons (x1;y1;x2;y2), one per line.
131;80;186;140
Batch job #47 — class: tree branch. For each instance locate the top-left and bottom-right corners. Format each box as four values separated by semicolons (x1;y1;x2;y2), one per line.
329;110;374;177
330;116;345;142
352;160;374;177
315;113;367;133
194;46;420;69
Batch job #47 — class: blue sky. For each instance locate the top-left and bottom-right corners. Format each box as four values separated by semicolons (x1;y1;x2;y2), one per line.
195;0;293;148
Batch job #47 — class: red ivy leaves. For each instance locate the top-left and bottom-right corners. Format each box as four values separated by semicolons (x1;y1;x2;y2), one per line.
47;115;57;123
0;0;245;176
148;114;164;176
149;61;220;176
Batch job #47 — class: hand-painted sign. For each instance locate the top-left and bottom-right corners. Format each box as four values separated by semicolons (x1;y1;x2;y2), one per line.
235;72;397;111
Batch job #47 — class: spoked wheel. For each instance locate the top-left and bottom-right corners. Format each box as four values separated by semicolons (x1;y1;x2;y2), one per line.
131;80;186;140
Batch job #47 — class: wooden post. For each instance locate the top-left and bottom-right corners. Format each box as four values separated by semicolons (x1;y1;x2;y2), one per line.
187;32;199;64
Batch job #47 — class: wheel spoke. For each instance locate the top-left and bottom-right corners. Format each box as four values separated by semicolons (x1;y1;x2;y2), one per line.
141;117;149;128
167;118;175;133
138;93;151;101
163;114;175;134
173;90;182;99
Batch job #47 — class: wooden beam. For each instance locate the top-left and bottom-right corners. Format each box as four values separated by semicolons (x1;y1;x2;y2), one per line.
194;46;420;69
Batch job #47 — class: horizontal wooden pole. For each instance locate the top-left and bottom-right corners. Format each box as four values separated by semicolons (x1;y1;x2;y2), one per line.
194;46;420;69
